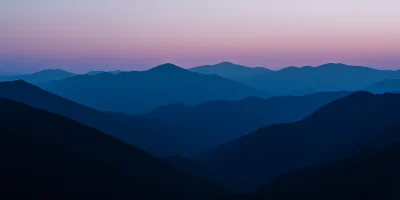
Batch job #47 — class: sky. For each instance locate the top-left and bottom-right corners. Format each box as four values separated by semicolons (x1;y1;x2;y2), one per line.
1;0;400;73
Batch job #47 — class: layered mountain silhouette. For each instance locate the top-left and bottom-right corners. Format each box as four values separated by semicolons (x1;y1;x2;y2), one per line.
86;70;124;76
252;125;400;200
165;156;238;190
190;62;271;79
40;63;263;114
0;80;195;157
0;98;226;199
145;91;350;152
365;79;400;93
0;69;75;83
193;63;400;95
196;92;400;191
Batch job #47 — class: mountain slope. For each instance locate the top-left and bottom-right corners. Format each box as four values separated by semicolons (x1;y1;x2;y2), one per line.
2;69;75;83
165;156;236;188
196;92;400;191
0;80;193;157
253;125;400;200
146;91;350;151
236;63;400;95
86;70;124;75
0;98;226;199
0;124;164;200
40;63;263;114
365;79;400;93
190;62;271;79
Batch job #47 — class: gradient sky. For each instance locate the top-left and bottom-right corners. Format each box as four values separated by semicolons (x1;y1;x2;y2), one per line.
1;0;400;72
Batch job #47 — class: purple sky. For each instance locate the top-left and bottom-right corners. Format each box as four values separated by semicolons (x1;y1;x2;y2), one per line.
1;0;400;73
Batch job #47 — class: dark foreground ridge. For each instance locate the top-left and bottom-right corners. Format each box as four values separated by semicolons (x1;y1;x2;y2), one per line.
0;97;227;199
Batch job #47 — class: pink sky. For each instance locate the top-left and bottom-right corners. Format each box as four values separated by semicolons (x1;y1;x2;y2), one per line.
1;0;400;72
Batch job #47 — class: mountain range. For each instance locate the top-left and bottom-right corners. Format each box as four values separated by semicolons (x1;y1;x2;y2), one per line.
195;92;400;191
222;126;400;199
252;125;400;200
0;69;76;83
145;91;350;151
2;62;400;98
0;80;193;157
3;62;400;198
40;63;263;114
190;62;271;79
192;62;400;95
0;80;349;157
0;97;227;199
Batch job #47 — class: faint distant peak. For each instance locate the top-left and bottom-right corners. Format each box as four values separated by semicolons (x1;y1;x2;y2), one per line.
24;69;75;77
148;63;187;73
283;65;314;71
36;69;74;74
41;69;66;72
86;71;105;76
215;61;236;66
198;62;272;71
318;63;350;68
318;63;378;71
278;66;300;71
86;70;125;76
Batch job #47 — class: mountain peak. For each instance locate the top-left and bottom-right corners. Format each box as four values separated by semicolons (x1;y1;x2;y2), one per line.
1;80;32;87
279;66;300;72
341;91;375;100
0;80;44;97
41;69;66;72
318;63;350;68
148;63;187;73
34;69;73;74
216;62;235;66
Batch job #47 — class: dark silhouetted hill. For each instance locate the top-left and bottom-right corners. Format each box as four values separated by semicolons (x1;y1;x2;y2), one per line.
146;91;350;152
0;69;75;83
190;62;271;79
196;92;400;192
229;63;400;95
0;98;227;200
40;63;263;114
253;125;400;200
165;156;236;189
0;80;194;157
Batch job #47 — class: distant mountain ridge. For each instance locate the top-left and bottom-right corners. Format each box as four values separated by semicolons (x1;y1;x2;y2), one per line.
86;70;124;76
4;62;400;96
40;63;263;114
245;63;400;95
196;91;400;191
0;69;75;83
192;63;400;95
190;62;271;79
